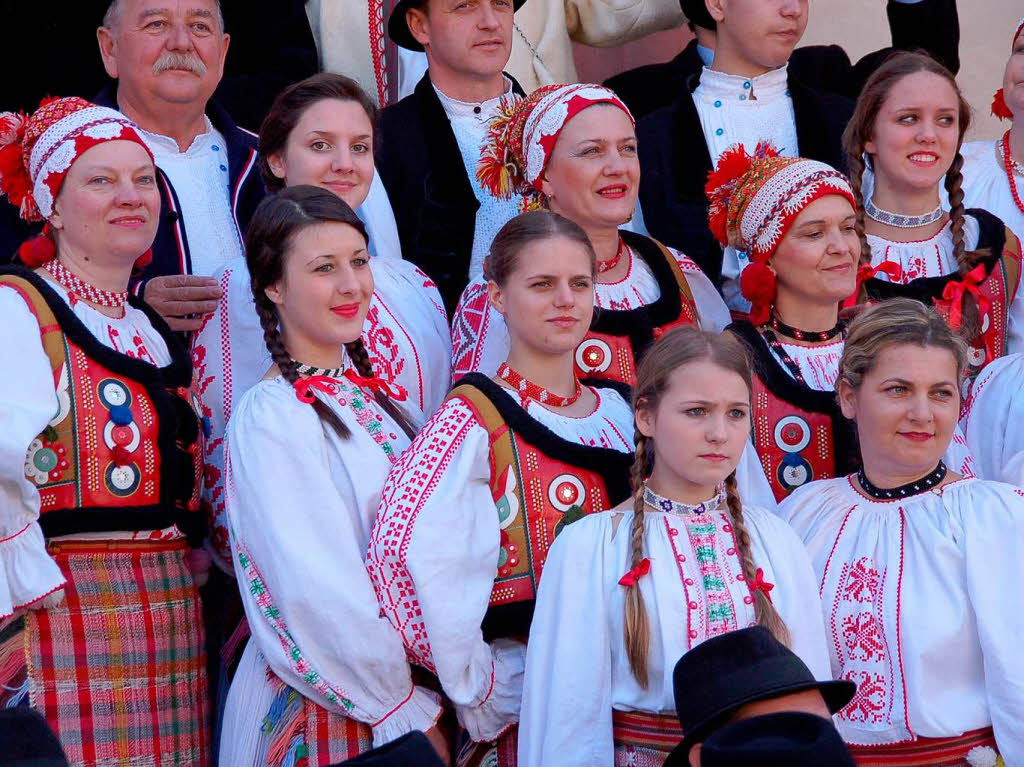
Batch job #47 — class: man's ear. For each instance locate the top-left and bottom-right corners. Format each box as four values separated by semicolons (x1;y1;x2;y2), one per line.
688;742;703;767
97;25;119;79
705;0;725;25
407;7;431;49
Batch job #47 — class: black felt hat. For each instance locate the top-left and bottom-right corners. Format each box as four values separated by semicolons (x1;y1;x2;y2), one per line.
664;627;856;766
681;0;716;30
388;0;527;51
334;730;447;767
699;712;855;767
0;707;69;767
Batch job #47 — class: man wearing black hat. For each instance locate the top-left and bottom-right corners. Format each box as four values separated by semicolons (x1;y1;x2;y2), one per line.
375;0;529;318
606;0;960;120
664;626;856;767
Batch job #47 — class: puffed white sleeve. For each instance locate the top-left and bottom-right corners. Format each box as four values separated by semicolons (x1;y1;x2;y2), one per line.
958;482;1024;763
367;397;526;742
0;286;66;618
667;247;731;332
564;0;684;47
518;514;615;767
744;506;831;681
225;385;441;747
962;353;1024;484
450;279;510;380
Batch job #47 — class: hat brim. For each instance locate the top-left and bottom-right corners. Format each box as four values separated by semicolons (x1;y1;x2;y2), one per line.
388;0;527;51
663;677;856;767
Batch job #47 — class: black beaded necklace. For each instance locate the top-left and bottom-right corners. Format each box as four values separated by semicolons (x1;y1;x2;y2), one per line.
760;327;808;384
770;312;844;342
857;461;947;500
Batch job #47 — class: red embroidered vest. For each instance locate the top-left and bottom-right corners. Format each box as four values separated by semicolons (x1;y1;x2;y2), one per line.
447;376;633;637
575;232;700;387
1;269;205;541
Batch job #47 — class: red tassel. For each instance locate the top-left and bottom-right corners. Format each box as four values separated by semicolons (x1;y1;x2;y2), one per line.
992;89;1013;121
739;262;776;326
17;230;56;267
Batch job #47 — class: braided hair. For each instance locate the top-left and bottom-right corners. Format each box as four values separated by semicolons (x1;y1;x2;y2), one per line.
622;327;790;688
843;52;987;337
245;185;415;440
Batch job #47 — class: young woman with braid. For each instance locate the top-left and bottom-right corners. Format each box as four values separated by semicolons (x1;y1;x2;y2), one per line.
517;327;829;766
844;51;1024;378
218;186;448;766
367;211;636;767
705;143;975;502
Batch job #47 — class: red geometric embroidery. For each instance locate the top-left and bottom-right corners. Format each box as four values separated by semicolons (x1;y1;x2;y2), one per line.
363;303;404;385
842;612;886;661
840;670;887;724
843;557;881;603
451;283;491;378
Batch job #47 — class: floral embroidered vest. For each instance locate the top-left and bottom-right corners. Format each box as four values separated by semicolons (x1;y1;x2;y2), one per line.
447;375;633;638
731;322;860;503
864;210;1022;378
1;268;205;542
575;232;700;387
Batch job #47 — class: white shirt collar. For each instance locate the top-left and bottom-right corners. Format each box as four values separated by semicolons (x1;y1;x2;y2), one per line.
433;77;514;123
698;65;790;102
137;116;217;157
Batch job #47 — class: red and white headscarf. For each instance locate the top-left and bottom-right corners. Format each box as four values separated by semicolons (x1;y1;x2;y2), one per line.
0;97;153;223
477;83;634;208
705;142;855;325
992;16;1024;120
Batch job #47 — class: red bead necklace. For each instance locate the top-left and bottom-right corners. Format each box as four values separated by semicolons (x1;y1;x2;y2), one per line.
497;362;582;407
1001;130;1024;217
45;259;128;314
597;238;627;274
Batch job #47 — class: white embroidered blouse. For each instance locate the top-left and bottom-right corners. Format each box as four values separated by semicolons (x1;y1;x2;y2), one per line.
782;476;1024;762
961;138;1024;247
224;375;442;747
0;276;173;619
192;252;451;569
366;385;635;742
518;502;831;767
865;215;1024;355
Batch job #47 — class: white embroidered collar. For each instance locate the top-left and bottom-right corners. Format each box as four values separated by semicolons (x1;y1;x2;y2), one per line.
699;65;789;102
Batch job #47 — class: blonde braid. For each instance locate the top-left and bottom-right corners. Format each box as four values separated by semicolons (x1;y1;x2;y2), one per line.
723;472;790;645
623;434;652;689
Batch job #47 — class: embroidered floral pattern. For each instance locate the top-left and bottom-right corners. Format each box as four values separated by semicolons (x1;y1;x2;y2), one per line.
686;516;738;637
235;542;355;712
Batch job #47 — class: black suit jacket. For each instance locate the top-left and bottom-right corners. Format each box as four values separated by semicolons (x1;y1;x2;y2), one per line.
636;74;853;286
606;0;960;120
376;73;526;319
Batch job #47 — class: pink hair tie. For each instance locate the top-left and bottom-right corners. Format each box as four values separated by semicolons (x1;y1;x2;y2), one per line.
618;557;651;587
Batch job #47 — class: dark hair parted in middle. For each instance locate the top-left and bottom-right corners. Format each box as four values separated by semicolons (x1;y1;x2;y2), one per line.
483;211;598;285
243;185;415;439
258;73;379;192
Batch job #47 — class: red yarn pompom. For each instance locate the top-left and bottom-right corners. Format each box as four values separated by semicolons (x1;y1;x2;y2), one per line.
739;261;776;326
17;231;56;267
992;89;1013;121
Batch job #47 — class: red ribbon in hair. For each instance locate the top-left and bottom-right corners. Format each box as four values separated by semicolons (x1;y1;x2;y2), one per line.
748;568;775;602
618;557;651;587
343;369;408;401
293;375;339;404
842;262;903;309
941;263;990;331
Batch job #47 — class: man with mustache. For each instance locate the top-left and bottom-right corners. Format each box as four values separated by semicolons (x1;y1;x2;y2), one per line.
94;0;264;332
634;0;852;308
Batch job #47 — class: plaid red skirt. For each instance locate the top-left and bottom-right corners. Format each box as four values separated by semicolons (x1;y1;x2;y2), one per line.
847;727;1001;766
2;538;210;766
259;674;373;766
612;710;685;767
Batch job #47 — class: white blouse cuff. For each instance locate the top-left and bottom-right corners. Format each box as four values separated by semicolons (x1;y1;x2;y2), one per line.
455;638;527;743
370;685;444;748
0;522;65;618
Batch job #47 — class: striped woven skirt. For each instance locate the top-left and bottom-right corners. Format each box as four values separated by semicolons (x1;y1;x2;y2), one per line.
221;642;372;766
455;724;517;767
612;710;685;767
0;538;210;766
847;728;1001;766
